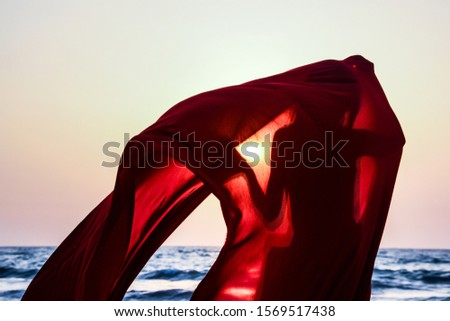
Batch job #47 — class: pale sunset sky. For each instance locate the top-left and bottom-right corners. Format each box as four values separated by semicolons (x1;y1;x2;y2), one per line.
1;1;449;248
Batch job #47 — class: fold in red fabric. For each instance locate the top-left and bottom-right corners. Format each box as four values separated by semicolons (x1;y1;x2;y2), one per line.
22;55;405;300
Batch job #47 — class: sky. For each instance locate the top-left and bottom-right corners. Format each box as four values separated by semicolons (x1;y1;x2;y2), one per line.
0;0;449;248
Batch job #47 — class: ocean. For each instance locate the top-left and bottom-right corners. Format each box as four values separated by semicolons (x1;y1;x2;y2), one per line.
0;247;449;301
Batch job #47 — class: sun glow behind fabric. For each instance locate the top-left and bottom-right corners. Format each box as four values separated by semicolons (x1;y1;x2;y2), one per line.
0;0;449;249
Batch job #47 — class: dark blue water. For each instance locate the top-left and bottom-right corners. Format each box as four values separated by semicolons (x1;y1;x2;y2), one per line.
1;247;449;301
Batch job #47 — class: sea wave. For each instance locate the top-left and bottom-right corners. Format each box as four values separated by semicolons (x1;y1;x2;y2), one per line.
137;269;207;281
0;266;39;279
1;247;449;301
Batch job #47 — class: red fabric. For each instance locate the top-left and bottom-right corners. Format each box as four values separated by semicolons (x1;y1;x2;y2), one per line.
22;55;405;300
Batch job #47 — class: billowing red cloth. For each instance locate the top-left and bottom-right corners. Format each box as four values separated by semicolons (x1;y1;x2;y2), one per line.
22;55;405;300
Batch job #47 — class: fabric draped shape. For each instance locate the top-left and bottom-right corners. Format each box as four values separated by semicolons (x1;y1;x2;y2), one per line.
22;55;405;300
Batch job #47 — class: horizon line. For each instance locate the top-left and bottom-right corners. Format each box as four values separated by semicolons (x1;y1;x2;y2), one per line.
1;245;450;251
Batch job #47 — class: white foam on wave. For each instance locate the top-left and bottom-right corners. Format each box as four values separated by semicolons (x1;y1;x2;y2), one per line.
128;279;199;292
